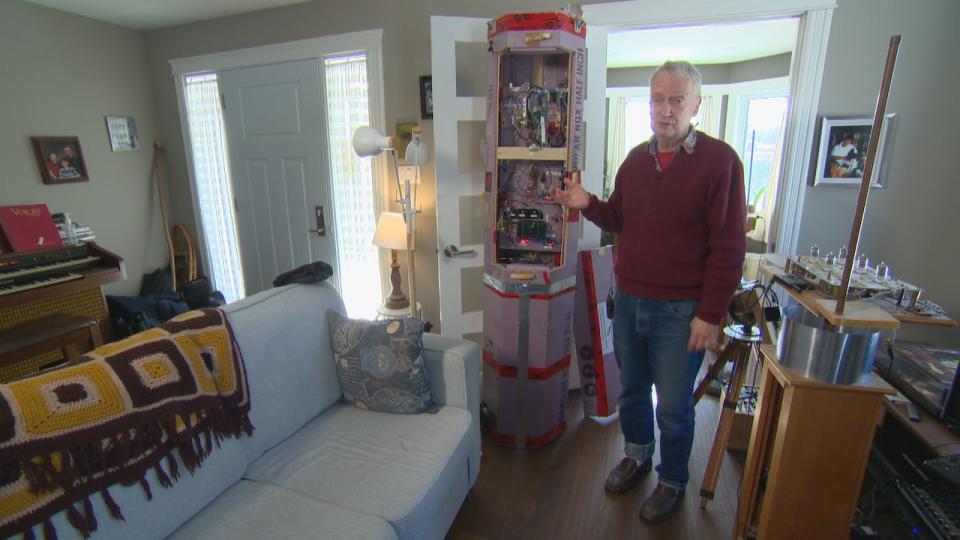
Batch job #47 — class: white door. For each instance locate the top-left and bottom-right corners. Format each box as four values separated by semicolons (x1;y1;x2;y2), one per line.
220;59;336;295
431;17;488;340
430;16;607;339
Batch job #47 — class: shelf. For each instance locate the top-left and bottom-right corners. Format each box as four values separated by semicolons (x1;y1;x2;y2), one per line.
497;147;567;161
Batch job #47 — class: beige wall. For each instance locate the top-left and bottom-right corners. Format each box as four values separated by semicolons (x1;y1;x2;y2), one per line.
797;0;960;346
607;52;792;87
144;0;607;330
0;1;164;296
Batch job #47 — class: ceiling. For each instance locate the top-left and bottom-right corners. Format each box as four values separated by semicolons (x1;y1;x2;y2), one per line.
23;1;798;62
23;0;312;30
607;18;798;68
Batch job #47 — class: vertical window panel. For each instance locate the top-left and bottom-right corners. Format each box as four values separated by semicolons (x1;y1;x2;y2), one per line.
324;54;381;318
183;73;245;303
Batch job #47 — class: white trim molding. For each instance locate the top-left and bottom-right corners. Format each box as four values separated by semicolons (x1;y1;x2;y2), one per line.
583;0;837;256
169;30;383;75
770;8;832;255
583;0;836;27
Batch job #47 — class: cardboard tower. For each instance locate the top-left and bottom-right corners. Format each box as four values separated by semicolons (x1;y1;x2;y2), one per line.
481;11;586;448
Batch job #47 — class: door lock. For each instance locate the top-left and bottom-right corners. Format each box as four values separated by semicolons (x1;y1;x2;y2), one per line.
308;205;326;236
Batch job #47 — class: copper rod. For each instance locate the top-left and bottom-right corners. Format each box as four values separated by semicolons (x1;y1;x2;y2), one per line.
835;35;901;315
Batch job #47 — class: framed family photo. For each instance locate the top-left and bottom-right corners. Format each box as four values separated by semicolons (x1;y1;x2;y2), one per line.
31;136;89;184
419;75;433;119
814;114;895;187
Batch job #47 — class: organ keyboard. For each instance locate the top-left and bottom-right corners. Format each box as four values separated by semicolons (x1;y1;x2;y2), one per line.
0;242;125;309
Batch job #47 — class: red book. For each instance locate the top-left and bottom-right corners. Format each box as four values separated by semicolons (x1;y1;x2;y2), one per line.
0;204;63;252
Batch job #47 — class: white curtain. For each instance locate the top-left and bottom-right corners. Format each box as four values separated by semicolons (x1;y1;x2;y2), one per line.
183;73;245;304
696;95;720;138
750;113;787;247
323;54;381;319
605;97;628;198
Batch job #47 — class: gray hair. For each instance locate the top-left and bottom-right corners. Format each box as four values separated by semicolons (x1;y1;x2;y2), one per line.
650;60;702;96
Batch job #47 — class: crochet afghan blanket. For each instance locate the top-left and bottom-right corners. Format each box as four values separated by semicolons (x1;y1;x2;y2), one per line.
0;308;253;539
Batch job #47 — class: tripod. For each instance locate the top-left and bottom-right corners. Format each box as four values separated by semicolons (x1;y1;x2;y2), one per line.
696;324;762;507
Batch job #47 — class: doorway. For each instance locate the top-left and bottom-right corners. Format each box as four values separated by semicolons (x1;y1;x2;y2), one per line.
604;18;798;253
582;0;837;256
172;32;387;317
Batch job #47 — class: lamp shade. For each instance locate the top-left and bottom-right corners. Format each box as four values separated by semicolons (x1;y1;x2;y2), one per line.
372;212;409;250
404;126;430;165
352;126;394;157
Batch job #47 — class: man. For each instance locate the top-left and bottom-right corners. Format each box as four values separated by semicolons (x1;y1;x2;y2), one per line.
829;134;859;177
555;60;745;523
62;146;82;172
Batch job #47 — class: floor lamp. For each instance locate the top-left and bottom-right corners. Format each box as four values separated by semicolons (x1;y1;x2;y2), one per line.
352;126;428;317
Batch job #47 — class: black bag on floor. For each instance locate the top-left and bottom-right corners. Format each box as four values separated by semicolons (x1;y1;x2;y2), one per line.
107;293;189;338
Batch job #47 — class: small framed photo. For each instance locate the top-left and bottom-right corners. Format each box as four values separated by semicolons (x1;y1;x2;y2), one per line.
419;75;433;119
31;136;89;184
814;114;895;187
105;115;141;152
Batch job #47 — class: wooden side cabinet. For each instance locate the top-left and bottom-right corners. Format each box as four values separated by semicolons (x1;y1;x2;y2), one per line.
735;344;894;539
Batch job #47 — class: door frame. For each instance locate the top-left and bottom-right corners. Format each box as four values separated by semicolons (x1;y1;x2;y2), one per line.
582;0;837;256
170;30;387;285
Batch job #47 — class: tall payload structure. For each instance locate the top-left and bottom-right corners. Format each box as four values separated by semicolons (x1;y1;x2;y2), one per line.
481;11;586;448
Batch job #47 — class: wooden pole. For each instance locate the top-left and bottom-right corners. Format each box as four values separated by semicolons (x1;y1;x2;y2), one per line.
153;142;177;291
835;35;901;315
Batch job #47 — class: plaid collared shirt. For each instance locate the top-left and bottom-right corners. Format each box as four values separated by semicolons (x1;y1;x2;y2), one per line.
644;128;698;175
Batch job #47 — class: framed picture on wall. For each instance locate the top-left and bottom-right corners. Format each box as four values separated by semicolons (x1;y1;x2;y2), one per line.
105;115;141;152
30;136;89;184
814;114;895;187
419;75;433;119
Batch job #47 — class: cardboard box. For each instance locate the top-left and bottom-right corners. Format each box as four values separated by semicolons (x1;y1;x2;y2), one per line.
573;247;622;418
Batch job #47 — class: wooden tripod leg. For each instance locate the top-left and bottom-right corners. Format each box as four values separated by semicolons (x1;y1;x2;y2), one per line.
693;340;737;403
699;341;751;507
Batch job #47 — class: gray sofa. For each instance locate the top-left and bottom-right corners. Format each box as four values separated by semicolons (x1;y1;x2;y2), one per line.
39;281;480;540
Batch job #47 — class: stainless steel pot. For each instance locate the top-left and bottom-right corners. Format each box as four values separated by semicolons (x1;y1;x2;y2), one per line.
776;302;881;385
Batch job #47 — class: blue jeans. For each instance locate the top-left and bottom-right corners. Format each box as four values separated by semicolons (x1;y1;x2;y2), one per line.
613;290;704;490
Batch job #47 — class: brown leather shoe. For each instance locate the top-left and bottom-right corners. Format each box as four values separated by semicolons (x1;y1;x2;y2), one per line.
604;457;652;493
639;483;685;524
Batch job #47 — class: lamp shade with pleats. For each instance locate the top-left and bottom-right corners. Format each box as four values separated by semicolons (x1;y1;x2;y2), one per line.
352;126;393;157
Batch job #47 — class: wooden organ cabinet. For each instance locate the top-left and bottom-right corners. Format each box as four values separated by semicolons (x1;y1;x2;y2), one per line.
0;242;124;380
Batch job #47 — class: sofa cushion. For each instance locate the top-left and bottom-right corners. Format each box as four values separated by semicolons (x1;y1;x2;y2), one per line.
245;404;473;540
168;480;398;540
327;311;436;414
222;282;346;462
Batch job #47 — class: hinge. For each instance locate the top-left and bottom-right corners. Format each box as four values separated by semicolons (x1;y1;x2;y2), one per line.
220;93;226;110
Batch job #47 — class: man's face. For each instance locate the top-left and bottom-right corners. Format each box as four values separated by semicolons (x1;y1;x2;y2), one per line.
650;71;701;144
63;147;74;157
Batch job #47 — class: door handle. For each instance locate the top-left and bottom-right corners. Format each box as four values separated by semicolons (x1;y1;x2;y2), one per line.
444;245;476;258
309;205;326;236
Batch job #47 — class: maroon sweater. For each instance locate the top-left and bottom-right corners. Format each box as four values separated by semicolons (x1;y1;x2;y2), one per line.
583;132;746;325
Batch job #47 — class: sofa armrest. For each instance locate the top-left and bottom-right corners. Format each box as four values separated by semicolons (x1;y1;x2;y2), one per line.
422;334;480;419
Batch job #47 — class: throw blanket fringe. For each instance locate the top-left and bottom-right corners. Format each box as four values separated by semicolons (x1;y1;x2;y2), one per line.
0;308;253;539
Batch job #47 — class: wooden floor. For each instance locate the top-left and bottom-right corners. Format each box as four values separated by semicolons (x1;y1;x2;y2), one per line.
448;389;747;540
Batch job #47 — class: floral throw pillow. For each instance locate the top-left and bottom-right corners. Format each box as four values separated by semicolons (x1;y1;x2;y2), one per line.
327;310;437;414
